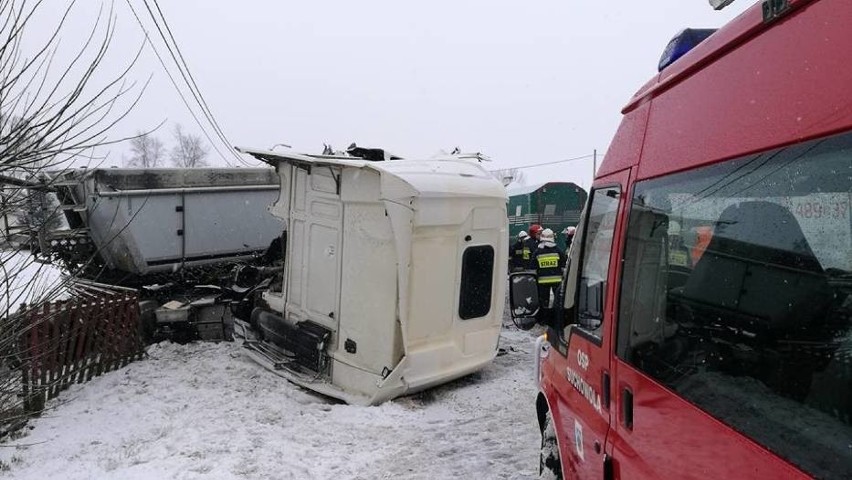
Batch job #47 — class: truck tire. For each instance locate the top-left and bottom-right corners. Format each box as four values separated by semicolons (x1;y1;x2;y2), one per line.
540;412;563;480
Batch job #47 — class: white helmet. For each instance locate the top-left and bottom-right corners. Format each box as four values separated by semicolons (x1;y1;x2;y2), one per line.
668;220;681;236
518;230;528;239
563;226;577;236
540;228;555;243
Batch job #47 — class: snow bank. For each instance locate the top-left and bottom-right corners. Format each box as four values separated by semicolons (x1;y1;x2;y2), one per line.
0;329;542;479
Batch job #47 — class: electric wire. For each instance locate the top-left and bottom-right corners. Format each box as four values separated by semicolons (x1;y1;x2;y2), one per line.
148;0;243;164
123;0;240;166
142;0;249;166
489;153;597;172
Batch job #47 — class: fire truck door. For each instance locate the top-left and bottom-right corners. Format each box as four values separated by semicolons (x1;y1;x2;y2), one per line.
550;173;626;479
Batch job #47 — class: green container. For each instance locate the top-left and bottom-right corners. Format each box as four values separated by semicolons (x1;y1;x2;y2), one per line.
507;182;588;251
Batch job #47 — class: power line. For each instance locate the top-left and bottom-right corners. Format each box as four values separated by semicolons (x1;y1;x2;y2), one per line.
124;0;233;166
139;0;247;166
144;0;249;166
123;0;241;166
489;153;597;172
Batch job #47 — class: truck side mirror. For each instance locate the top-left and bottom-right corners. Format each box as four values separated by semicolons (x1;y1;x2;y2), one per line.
509;272;540;330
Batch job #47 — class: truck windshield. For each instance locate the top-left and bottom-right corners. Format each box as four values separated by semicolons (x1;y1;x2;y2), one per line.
617;130;852;479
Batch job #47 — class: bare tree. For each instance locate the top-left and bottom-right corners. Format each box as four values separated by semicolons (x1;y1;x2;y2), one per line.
126;132;165;167
0;1;145;181
0;0;144;432
491;168;525;187
170;124;208;167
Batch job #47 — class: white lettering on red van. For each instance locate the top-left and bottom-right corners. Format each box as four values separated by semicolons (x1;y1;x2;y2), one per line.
566;366;602;414
576;350;590;370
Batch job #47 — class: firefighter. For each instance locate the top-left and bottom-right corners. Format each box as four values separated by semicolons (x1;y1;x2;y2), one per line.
525;224;543;269
509;231;529;271
561;226;577;253
532;228;566;309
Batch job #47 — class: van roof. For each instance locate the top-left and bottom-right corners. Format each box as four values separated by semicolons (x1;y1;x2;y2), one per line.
598;0;848;180
623;0;811;114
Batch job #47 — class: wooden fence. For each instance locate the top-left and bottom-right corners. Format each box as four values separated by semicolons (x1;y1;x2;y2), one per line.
1;282;144;434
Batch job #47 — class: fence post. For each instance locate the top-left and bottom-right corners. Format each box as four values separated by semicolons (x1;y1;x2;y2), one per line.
18;303;30;413
79;296;101;384
130;293;144;361
58;301;81;396
33;303;50;414
49;303;68;400
108;294;125;372
88;297;103;380
119;294;140;367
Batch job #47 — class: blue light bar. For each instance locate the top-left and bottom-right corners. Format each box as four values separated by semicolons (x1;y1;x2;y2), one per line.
658;28;718;72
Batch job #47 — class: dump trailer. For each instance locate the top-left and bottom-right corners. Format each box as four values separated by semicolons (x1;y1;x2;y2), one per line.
236;147;509;405
43;168;283;280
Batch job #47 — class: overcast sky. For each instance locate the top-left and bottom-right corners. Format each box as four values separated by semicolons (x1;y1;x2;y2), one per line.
32;0;753;188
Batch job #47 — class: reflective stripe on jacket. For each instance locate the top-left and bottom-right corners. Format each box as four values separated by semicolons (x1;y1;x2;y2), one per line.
523;237;538;268
532;244;566;284
510;240;527;269
538;275;562;284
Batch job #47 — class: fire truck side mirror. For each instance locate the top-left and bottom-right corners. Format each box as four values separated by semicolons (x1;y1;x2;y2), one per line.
509;272;540;330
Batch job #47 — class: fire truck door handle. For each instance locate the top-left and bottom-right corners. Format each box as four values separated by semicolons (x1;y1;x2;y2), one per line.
622;387;634;431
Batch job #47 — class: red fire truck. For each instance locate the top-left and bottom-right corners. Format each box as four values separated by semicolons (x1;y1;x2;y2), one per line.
510;1;852;478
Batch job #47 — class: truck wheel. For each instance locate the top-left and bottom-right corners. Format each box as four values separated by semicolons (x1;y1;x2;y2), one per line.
540;413;563;480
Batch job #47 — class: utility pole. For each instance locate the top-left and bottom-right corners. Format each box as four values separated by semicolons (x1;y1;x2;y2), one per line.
592;149;597;179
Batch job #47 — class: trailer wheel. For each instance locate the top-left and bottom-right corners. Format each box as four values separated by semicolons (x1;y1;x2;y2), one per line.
540;413;562;480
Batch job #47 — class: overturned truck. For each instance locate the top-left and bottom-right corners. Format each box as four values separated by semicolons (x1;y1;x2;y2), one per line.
34;167;286;342
236;147;508;405
43;167;283;281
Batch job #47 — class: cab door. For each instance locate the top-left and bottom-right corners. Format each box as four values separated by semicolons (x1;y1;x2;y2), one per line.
286;166;343;331
546;169;629;478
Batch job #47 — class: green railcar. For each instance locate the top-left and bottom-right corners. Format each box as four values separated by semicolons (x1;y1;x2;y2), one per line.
507;182;587;251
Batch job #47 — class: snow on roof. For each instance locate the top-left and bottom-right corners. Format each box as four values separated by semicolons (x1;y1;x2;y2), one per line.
236;147;370;169
506;181;583;197
374;159;506;199
236;146;507;200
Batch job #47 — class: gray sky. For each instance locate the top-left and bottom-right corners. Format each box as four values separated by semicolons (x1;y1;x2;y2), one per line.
34;0;753;188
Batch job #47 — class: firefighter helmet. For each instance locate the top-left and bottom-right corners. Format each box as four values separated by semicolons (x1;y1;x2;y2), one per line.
529;224;543;238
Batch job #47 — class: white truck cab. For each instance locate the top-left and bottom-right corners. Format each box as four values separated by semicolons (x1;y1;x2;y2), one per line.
237;147;508;405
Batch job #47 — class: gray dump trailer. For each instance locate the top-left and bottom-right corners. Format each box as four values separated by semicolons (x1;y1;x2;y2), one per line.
44;168;283;279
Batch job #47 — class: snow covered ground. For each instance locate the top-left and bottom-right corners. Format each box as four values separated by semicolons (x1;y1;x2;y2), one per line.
0;324;544;479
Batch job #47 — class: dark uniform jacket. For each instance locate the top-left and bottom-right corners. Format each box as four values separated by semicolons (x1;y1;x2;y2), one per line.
564;235;574;253
510;239;527;270
523;237;539;269
532;243;566;284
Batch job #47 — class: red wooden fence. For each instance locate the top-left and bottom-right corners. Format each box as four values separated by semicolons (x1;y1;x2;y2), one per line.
15;285;144;415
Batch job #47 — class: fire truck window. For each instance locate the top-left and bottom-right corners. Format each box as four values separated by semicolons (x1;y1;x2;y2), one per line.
616;130;852;479
459;245;494;320
575;187;620;337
